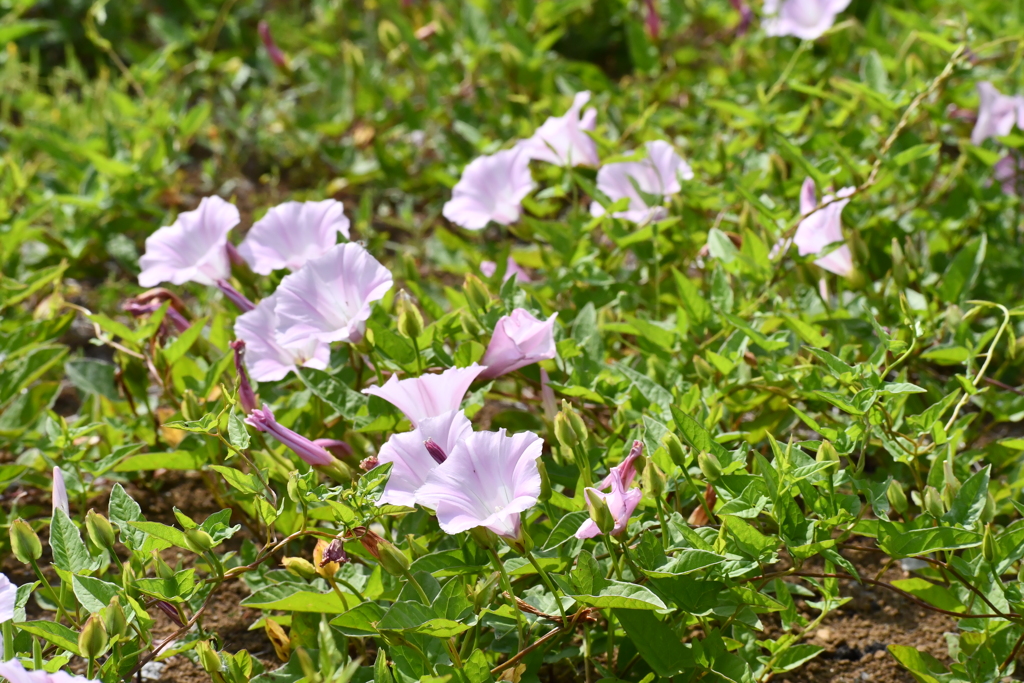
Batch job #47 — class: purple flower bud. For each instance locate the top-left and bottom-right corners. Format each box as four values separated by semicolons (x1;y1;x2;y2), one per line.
245;403;336;467
258;20;288;69
423;438;448;465
313;439;354;459
156;600;185;627
230;340;258;414
730;0;753;34
321;539;349;565
225;241;247;269
124;289;191;333
216;279;255;312
644;0;660;39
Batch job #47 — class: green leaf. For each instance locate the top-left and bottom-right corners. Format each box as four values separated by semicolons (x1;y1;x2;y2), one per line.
15;620;81;656
543;511;589;550
877;523;982;557
937;234;986;303
887;645;948;683
879;382;926;395
228;410;251;450
890;578;965;613
367;320;416;365
115;451;206;472
773;644;825;672
109;484;146;551
670;406;731;460
723;314;788;351
64;359;120;401
942;465;990;527
162;413;218;433
806;347;856;379
72;575;120;613
673;268;710;324
615;362;673;419
892;143;939;167
615;609;694;677
50;508;91;573
162;318;208;365
571;581;667;610
210;466;260;495
640;549;726;578
242;585;355;613
919;346;970;365
299;368;369;420
128;521;190;550
134;570;198;602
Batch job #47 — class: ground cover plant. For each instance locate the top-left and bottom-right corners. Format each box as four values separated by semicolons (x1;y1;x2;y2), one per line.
6;0;1024;682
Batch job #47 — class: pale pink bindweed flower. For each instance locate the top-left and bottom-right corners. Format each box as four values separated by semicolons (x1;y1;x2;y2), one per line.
479;309;557;380
0;572;15;623
591;140;693;224
362;364;486;426
416;429;544;541
519;91;599;167
763;0;850;41
274;242;393;348
52;467;69;517
442;147;536;230
576;441;644;538
790;177;856;277
376;410;473;508
238;200;351;275
138;196;239;288
258;20;288;69
234;292;330;382
994;152;1024;195
480;256;531;283
972;82;1024;145
0;660;100;683
245;403;335;467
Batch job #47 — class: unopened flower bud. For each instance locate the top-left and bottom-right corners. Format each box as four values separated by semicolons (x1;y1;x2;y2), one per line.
282;556;318;580
698;452;723;481
354;527;410;577
182;389;202;422
10;519;42;563
553;413;578;450
463;274;491;313
156;600;184;627
78;614;108;659
184;528;215;554
195;640;222;675
891;238;908;288
536;459;552;503
230;340;258;415
423;438;448;465
103;596;128;638
886;480;908;515
86;510;116;550
561;401;588;444
661;432;687;468
923;486;944;518
981;492;996;524
396;292;424;340
470;526;498;550
692;354;715;380
585;490;615;534
322;539;349;565
982;524;997;563
815;440;839;465
643;461;666;498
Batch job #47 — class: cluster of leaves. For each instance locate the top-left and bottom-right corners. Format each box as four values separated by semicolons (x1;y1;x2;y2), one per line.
7;1;1024;683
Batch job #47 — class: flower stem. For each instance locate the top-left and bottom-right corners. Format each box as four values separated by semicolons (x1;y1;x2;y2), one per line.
402;568;433;607
2;621;13;661
524;551;567;621
487;547;525;651
29;559;76;627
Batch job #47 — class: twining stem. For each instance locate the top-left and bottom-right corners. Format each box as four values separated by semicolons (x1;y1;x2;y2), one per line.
524;551;567;621
29;559;77;628
944;301;1011;432
765;40;810;102
679;457;716;523
654;497;670;550
487;548;526;651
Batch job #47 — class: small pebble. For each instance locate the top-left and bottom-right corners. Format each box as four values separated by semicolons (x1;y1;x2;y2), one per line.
141;660;166;682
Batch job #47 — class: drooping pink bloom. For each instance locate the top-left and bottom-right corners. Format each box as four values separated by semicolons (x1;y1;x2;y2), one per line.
274;242;393;348
479;309;557;380
376;410;473;508
230;341;258;414
0;659;100;683
245;404;335;467
442;148;536;230
416;429;544;541
0;572;16;622
763;0;851;41
258;20;288;69
362;365;486;426
138;196;239;287
576;440;644;538
480;256;532;283
52;467;69;517
792;178;856;277
234;293;330;382
238;200;351;275
591;140;693;224
519;92;600;167
972;82;1024;145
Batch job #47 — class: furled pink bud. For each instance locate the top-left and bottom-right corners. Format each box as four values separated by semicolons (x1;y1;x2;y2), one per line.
156;600;184;627
258;20;288;69
313;439;354;459
230;340;258;415
423;438;448;465
216;279;255;312
644;0;660;39
245;403;336;467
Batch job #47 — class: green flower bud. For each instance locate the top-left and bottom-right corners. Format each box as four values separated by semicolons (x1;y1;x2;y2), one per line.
103;596;128;639
469;526;498;550
982;524;997;563
553;412;578;450
561;400;588;444
643;461;666;499
282;556;318;581
942;458;961;509
78;614;109;659
981;492;996;525
86;510;116;550
886;480;908;515
661;432;687;469
463;274;491;313
692;354;715;380
815;440;839;465
154;553;176;579
377;540;412;577
10;518;42;563
891;238;908;288
585;491;615;534
698;452;723;482
923;486;944;518
181;389;202;422
196;640;222;675
184;528;215;554
536;459;552;503
396;291;424;340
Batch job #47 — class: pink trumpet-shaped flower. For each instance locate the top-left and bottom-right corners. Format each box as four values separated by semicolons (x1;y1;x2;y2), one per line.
519;92;600;167
0;659;100;683
972;82;1024;145
52;467;69;517
274;242;393;348
791;177;856;277
479;309;557;380
235;293;330;382
138;196;239;287
0;572;16;623
238;200;351;275
481;256;532;283
442;147;536;230
245;403;335;467
576;440;644;539
763;0;850;41
363;364;486;426
416;429;544;541
258;20;288;69
591;140;693;224
376;410;473;508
